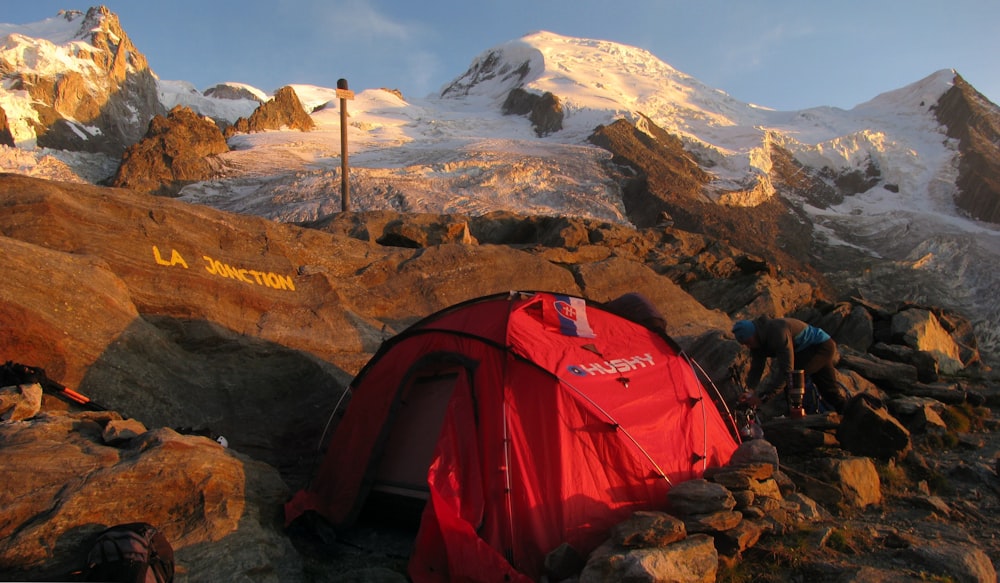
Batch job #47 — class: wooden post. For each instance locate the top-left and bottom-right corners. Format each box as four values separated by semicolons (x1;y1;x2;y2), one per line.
336;78;354;212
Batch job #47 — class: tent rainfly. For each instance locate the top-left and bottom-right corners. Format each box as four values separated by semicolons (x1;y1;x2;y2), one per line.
285;291;740;582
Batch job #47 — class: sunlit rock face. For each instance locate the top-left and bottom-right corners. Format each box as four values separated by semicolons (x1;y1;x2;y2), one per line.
1;7;165;154
933;74;1000;224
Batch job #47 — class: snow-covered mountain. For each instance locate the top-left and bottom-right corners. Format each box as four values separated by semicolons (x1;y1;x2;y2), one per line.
2;11;999;362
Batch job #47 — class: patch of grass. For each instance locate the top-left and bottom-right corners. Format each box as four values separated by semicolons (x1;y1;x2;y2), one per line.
759;531;813;568
940;405;973;433
940;401;992;433
726;548;795;583
825;528;853;554
927;474;953;495
824;525;878;555
915;401;993;457
715;561;755;583
877;459;913;495
921;431;960;450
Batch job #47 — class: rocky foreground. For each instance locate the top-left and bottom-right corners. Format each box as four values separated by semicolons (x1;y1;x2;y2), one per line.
0;172;999;581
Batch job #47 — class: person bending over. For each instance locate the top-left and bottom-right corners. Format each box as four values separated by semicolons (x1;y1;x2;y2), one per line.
732;316;847;414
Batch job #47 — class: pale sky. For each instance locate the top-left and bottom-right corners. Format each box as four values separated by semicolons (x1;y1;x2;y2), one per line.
5;1;999;111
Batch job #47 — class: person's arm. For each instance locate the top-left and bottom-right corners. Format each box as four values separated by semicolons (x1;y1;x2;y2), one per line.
746;353;765;389
755;325;794;396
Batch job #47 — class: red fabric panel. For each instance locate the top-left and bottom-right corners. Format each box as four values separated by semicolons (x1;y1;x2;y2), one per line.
286;327;507;526
409;371;531;583
501;293;738;570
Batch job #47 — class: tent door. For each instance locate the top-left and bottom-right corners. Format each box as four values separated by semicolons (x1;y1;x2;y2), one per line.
372;371;459;500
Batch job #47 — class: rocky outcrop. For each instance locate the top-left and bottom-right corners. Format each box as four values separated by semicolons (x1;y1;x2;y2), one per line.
588;116;711;225
111;106;230;196
934;73;1000;224
587;115;825;292
0;407;301;581
0;105;13;147
440;49;532;99
810;298;982;379
559;434;998;583
312;210;478;247
204;84;265;103
224;86;315;137
768;137;886;210
1;174;998;581
502;88;564;136
0;7;165;154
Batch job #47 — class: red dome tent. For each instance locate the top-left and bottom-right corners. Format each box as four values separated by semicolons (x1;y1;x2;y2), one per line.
285;291;740;582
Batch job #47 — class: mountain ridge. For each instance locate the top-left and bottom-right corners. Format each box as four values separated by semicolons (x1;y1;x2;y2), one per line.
2;7;1000;363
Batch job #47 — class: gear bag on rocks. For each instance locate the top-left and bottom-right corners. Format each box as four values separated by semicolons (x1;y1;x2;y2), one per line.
83;522;174;583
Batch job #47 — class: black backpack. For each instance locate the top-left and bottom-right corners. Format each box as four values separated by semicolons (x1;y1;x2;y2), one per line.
83;522;174;583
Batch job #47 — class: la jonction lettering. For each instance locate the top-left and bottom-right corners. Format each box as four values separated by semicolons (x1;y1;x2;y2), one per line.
152;246;295;292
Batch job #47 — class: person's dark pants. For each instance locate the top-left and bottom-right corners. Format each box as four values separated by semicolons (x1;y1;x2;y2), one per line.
794;339;847;413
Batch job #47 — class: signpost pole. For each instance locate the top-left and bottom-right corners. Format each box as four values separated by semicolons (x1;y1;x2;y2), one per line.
337;79;354;212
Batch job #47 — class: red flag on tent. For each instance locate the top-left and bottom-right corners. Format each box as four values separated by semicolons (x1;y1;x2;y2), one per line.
543;294;596;338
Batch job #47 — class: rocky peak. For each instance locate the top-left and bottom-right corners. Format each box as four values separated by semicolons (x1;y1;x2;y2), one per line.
204;84;266;103
224;86;316;137
0;6;164;155
70;6;152;83
933;73;1000;224
111;105;229;195
587;115;824;289
440;49;533;99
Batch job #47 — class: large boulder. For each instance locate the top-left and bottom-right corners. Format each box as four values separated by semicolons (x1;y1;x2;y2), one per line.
837;394;911;461
887;395;948;433
869;341;941;383
376;215;477;247
572;256;732;339
580;534;718;583
902;542;997;583
815;457;883;509
837;349;920;393
817;301;874;353
111;105;230;195
610;511;687;548
891;308;965;374
0;175;580;485
666;479;736;516
0;410;301;581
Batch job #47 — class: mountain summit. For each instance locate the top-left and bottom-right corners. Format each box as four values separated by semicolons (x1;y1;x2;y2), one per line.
0;6;164;155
